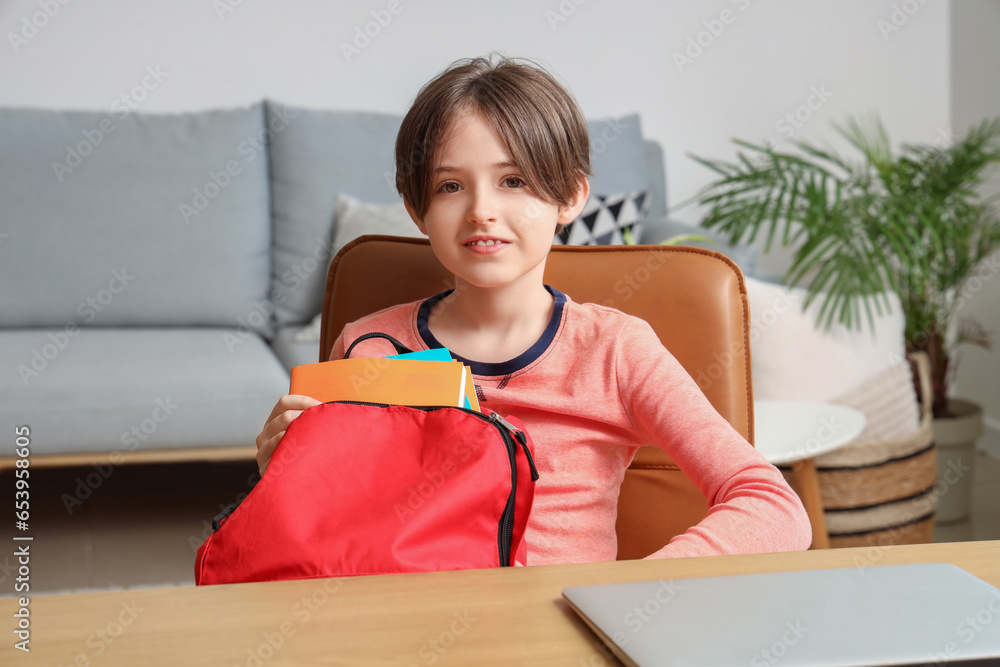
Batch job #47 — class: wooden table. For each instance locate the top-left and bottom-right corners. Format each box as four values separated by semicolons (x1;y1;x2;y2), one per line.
3;541;998;666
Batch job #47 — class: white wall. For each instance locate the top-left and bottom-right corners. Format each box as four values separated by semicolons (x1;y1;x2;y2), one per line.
0;0;950;223
951;0;1000;434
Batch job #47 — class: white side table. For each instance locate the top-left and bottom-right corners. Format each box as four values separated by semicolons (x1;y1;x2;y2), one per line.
754;400;866;549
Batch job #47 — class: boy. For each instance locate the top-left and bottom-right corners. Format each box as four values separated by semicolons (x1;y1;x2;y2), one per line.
257;55;811;563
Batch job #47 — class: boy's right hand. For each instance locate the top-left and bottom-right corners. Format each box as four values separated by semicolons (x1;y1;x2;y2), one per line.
256;394;322;475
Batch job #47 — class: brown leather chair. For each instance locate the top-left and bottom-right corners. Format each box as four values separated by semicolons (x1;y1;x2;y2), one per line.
320;235;754;560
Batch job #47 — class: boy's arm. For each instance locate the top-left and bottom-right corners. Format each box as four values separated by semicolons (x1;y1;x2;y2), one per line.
615;319;812;558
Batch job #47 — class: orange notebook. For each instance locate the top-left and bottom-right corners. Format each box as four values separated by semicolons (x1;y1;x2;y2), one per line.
289;357;467;407
384;347;479;412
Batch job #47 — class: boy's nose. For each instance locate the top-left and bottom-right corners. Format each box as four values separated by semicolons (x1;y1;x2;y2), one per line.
466;187;499;225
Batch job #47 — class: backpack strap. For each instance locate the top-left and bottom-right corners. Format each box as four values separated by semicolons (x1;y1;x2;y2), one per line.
344;332;414;359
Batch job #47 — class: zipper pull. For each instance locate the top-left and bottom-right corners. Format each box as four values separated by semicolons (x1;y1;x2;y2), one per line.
490;412;539;481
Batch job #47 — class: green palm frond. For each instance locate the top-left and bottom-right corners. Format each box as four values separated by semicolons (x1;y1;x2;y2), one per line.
688;115;1000;410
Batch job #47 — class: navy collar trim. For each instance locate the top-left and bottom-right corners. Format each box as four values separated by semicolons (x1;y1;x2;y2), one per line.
417;285;566;377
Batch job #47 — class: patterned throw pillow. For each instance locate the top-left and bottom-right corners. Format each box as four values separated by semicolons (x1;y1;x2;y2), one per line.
554;191;649;245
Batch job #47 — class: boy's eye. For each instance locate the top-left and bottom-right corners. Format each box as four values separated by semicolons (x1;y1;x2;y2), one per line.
503;177;525;189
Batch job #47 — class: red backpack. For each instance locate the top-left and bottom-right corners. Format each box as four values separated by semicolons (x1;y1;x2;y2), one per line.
196;337;538;585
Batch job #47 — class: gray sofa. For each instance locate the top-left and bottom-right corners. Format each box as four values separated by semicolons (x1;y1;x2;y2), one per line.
4;100;746;464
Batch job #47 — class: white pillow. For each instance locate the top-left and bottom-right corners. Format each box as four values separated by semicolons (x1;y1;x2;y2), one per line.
746;276;908;401
827;360;922;453
292;194;423;343
331;193;422;256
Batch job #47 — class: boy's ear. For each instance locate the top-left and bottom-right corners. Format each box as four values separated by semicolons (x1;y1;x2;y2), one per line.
404;199;429;236
556;177;590;226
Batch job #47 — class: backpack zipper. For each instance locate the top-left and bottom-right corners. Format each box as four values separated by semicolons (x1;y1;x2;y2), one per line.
488;411;539;480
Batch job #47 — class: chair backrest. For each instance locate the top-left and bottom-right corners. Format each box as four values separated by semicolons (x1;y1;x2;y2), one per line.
320;235;754;560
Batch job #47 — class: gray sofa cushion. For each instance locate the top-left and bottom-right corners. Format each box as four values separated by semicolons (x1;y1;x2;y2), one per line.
0;104;273;336
269;326;322;372
643;140;667;220
267;101;403;328
587;114;655;213
0;329;289;456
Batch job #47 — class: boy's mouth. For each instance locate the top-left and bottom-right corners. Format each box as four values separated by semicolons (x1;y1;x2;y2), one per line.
464;239;508;247
463;237;510;254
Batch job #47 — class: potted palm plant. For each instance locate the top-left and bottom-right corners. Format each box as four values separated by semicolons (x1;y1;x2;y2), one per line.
689;116;1000;522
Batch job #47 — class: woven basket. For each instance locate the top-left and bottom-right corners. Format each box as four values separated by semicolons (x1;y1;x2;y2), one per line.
818;353;936;547
777;353;937;547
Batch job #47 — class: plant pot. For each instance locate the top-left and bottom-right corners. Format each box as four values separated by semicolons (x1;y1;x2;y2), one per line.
931;398;984;524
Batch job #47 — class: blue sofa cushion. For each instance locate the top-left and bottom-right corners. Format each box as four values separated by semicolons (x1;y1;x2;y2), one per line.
0;104;273;335
266;101;403;328
0;329;289;456
270;326;321;372
586;114;652;207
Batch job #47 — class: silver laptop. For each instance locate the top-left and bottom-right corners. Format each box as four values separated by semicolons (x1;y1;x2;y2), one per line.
563;563;1000;667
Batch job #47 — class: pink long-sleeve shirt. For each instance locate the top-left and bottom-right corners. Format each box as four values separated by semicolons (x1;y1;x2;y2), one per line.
329;286;811;564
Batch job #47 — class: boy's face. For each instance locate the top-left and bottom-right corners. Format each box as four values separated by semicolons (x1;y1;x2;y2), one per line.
406;109;588;293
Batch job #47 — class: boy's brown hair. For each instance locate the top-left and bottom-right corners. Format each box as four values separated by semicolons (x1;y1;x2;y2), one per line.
395;54;591;226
